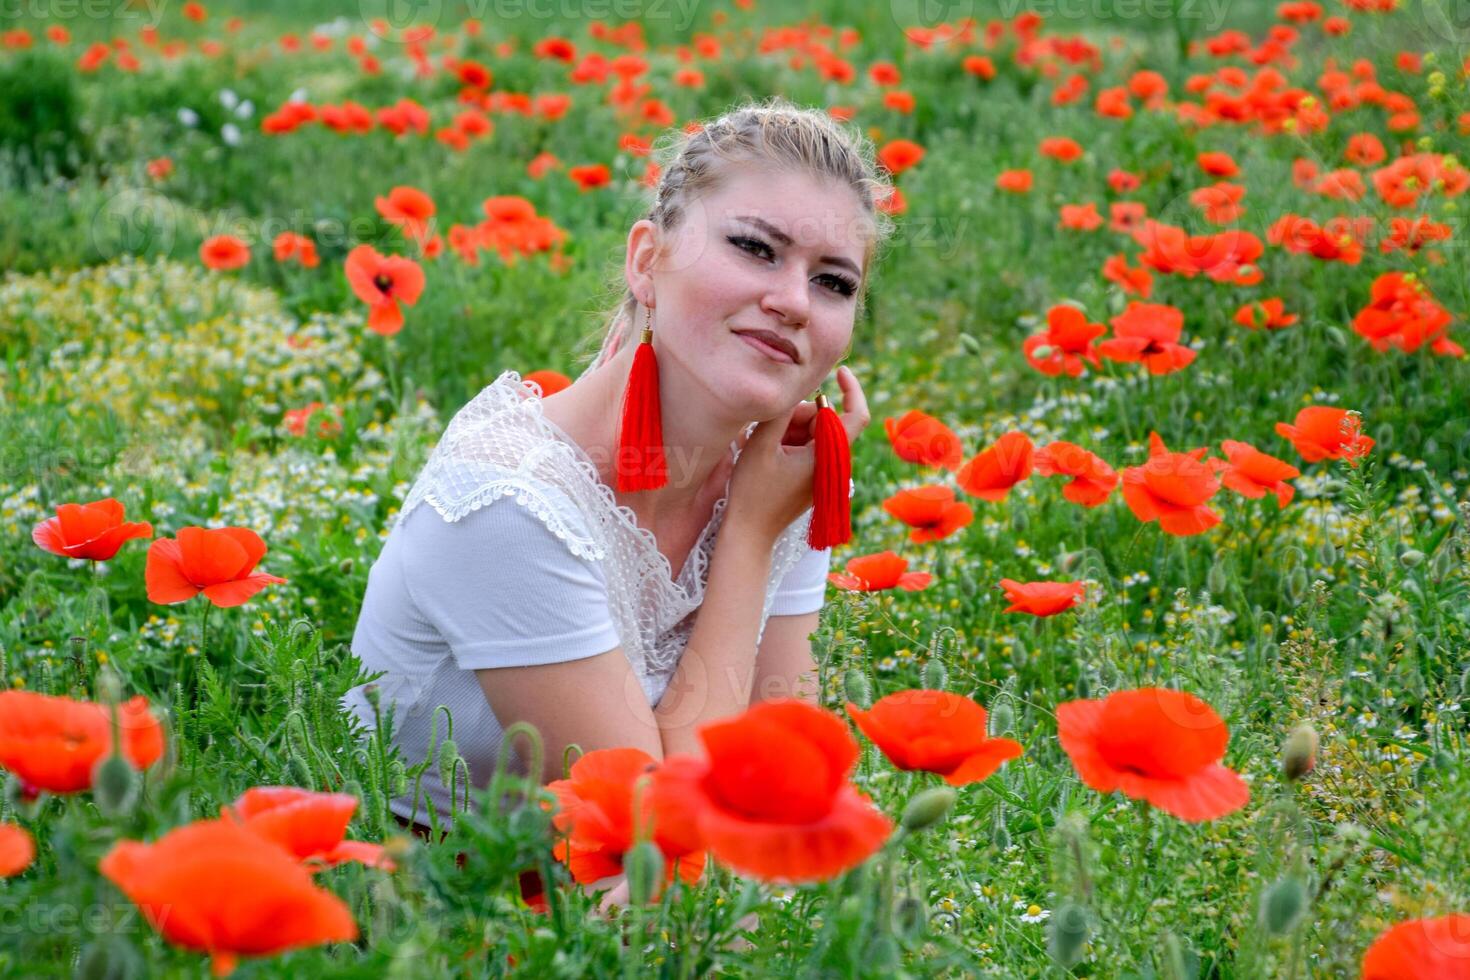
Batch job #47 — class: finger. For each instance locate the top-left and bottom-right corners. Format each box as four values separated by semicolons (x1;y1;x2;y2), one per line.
834;365;870;442
783;401;820;445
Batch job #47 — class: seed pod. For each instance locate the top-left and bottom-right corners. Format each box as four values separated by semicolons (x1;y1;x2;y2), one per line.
921;659;948;691
92;752;139;817
843;668;872;709
989;701;1014;736
901;786;957;833
1281;724;1319;782
624;840;664;906
1259;874;1309;935
1047;900;1089;967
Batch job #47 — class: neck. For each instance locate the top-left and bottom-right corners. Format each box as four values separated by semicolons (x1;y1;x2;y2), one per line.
542;337;748;529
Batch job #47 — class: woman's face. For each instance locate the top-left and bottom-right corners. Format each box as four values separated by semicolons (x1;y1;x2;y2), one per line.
640;166;872;421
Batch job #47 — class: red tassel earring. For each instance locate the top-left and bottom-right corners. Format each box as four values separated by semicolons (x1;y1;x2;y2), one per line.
808;389;852;550
616;306;667;492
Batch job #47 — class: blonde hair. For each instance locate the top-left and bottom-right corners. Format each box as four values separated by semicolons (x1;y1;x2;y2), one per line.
572;97;894;377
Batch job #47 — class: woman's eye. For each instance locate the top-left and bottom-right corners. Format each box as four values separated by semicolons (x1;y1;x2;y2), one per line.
817;274;858;297
729;235;773;259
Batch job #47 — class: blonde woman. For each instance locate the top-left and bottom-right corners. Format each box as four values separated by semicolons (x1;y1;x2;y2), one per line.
344;99;893;896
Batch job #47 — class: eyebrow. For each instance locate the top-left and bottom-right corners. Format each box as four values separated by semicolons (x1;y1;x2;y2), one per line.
733;215;863;279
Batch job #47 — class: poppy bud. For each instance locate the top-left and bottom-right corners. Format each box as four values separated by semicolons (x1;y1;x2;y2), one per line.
1316;538;1337;566
624;839;663;906
339;558;354;574
1047;900;1089;967
992;813;1011;851
1431;545;1457;582
95;666;123;706
843;669;872;709
901;786;956;833
959;332;983;355
1285;566;1309;604
362;683;381;711
1258;874;1308;935
390;759;408;795
1074;671;1092;700
93;752;139;817
866;935;901;969
1281;723;1319;782
1399;549;1424;568
989;702;1014;737
438;738;461;788
1206;559;1228;597
921;660;947;691
75;934;144;980
287;752;314;788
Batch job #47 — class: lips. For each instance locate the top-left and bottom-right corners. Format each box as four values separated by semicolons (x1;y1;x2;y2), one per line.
734;328;800;363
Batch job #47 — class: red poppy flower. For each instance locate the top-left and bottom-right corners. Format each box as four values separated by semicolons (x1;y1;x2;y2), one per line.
1098;301;1196;375
877;139;925;176
200;235;250;271
1059;202;1103;232
877;185;907;215
651;700;892;883
568;164;611;191
963;54;996;79
998;578;1086;616
1190;181;1246;224
1055;687;1249;822
1219;440;1299;507
881;486;974;543
283;402;342;438
1196;151;1239;177
828;551;933;592
1120;432;1223;536
547;748;704;891
0;823;34;877
0;691;164;796
1039;136;1084;162
1033;441;1118;506
1274;407;1375;465
224;787;395;872
1109;202;1147;233
344;244;425;336
956;431;1034;502
374;186;435;240
280;231;321;267
1233;298;1297;330
883;410;964;471
1101;253;1153;298
145;526;287;608
1351;272;1461;357
100;818;358;977
523;370;571;397
1023;305;1105;377
1108;169;1142;193
1361;914;1470;979
996;168;1033;193
846;690;1022;786
32;497;152;561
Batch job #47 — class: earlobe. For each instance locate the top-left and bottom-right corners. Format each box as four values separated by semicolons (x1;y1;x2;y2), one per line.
624;219;661;301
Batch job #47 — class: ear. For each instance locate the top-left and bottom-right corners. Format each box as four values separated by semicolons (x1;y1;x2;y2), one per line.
624;218;660;306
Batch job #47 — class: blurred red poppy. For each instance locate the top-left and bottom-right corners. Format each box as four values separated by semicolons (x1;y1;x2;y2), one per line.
0;692;164;796
881;486;973;543
846;690;1022;786
375;186;435;241
344;244;425;336
1274;407;1375;465
1098;302;1196;375
0;823;33;877
884;410;963;471
956;431;1034;502
999;579;1086;616
651;700;891;883
100;818;358;977
1034;441;1118;506
272;232;319;268
568;164;611;191
1039;136;1083;162
200;235;250;271
523;370;572;397
828;551;933;592
1361;914;1470;979
145;526;287;608
1196;151;1239;177
1056;687;1249;822
547;748;704;892
224;787;395;872
1101;253;1153;298
996;169;1033;193
1219;440;1299;507
877;139;925;176
1023;305;1105;377
1120;432;1223;536
1233;298;1297;330
32;497;152;561
1351;272;1462;357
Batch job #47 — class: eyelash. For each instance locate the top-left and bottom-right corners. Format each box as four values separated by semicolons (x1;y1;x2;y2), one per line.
728;236;858;298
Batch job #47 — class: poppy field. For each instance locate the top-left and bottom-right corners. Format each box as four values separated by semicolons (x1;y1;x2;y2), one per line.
3;0;1470;976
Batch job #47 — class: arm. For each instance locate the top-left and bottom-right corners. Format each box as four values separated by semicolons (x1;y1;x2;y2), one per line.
750;611;821;706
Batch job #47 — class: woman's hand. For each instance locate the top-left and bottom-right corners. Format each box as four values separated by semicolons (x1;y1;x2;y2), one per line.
725;365;870;542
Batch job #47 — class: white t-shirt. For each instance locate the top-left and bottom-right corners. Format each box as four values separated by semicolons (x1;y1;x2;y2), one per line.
342;373;832;828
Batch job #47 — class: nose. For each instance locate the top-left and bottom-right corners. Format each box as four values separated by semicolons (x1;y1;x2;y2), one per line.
759;263;810;328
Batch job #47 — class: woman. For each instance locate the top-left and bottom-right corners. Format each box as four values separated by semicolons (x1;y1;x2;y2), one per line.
343;99;892;861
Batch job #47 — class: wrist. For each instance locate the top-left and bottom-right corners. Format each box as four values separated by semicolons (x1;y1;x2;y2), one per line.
720;505;782;549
